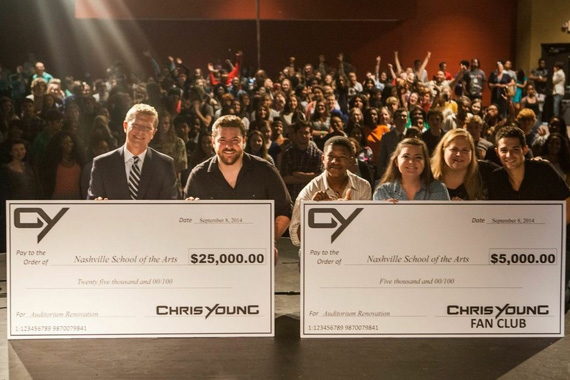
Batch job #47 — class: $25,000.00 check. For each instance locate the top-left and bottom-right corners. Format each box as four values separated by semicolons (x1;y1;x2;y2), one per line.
8;200;275;339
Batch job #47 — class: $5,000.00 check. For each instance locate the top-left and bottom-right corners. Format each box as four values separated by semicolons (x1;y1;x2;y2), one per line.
301;201;565;338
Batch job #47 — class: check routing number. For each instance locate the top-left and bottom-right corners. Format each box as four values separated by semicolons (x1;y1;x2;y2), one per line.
7;201;274;339
301;201;566;338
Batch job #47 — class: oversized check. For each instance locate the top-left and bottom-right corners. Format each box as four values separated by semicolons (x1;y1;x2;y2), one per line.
301;201;566;338
7;201;274;339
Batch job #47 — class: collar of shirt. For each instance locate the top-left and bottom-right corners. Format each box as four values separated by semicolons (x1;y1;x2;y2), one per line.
322;171;357;199
206;152;252;178
124;145;148;165
124;145;148;177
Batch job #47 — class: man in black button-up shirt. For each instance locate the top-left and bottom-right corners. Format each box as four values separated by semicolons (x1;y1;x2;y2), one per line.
184;115;292;259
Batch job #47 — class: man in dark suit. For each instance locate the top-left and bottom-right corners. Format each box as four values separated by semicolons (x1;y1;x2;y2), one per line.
88;104;178;200
377;107;407;179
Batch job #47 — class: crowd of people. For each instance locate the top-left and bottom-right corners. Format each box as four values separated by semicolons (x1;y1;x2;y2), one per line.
0;49;569;306
0;51;567;201
0;53;567;196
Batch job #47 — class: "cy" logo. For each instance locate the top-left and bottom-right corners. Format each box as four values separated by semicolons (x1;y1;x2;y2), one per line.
14;208;69;243
307;208;363;243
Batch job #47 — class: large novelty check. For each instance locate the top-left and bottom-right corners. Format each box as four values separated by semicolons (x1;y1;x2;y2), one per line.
301;201;566;338
7;201;274;339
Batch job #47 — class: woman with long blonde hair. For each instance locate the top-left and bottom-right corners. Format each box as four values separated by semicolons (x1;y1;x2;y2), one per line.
431;129;485;200
150;111;188;176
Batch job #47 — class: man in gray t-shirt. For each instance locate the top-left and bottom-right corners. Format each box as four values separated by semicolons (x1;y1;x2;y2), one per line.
463;58;486;100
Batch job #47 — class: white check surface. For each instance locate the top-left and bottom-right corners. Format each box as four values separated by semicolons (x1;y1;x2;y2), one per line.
301;201;565;338
7;201;274;339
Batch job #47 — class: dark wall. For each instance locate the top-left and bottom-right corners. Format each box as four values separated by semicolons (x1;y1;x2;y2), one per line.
1;0;517;104
74;0;415;21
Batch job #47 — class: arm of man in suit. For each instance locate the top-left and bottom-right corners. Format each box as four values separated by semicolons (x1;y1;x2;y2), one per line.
87;158;106;200
160;158;180;200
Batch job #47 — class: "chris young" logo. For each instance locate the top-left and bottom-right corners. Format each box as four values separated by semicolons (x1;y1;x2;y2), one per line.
447;304;549;318
14;208;69;243
156;304;260;319
308;208;363;243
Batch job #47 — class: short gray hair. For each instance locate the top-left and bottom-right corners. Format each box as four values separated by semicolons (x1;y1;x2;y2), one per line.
124;104;158;128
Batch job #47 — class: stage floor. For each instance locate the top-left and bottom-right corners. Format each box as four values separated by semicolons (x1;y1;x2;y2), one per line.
1;240;569;380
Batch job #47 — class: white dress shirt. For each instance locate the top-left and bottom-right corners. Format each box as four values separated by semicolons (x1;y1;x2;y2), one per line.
123;145;148;179
289;171;372;247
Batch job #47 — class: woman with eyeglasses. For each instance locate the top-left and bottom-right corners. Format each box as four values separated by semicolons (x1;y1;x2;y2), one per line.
431;129;497;200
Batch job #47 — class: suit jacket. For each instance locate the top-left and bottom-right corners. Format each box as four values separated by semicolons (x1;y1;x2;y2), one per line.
88;146;179;200
376;129;402;179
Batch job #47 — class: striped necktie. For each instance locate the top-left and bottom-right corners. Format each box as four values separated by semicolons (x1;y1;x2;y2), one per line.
128;156;141;200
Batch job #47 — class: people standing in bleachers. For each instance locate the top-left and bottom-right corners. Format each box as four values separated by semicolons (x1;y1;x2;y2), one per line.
40;131;84;199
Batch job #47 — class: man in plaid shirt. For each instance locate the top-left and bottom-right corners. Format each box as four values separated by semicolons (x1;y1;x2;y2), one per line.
280;121;323;201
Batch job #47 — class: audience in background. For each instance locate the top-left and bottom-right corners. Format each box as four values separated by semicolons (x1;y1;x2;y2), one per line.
0;50;568;206
1;48;568;310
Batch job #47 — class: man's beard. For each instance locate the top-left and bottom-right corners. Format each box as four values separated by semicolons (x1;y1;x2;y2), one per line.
219;149;242;165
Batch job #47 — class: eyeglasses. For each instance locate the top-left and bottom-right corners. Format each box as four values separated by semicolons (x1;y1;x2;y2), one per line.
447;147;472;155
